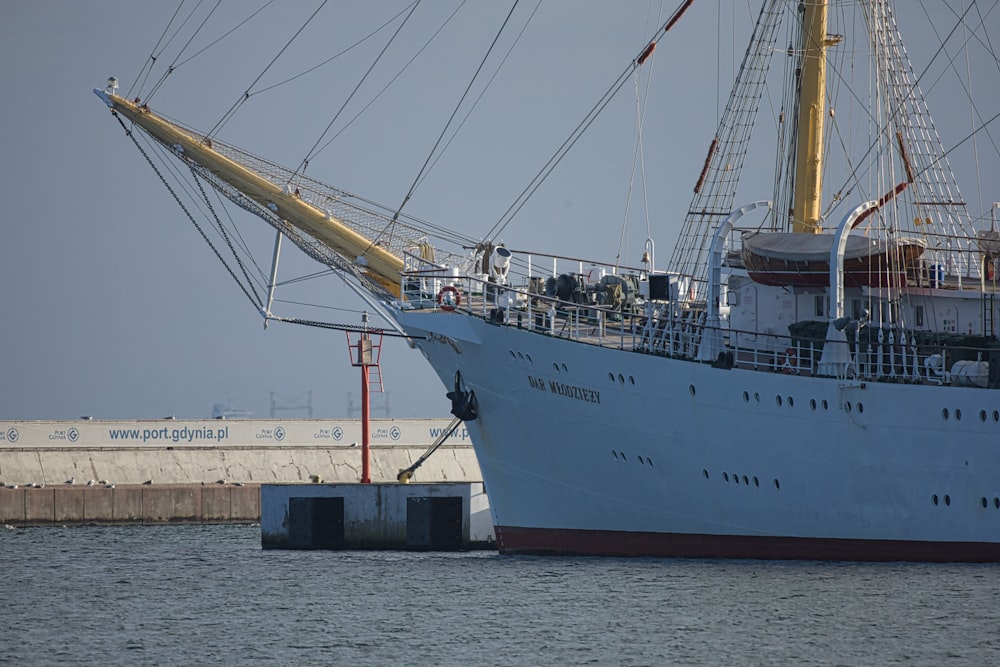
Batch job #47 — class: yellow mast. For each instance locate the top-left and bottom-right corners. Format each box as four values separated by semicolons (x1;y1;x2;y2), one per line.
98;93;405;296
791;0;837;234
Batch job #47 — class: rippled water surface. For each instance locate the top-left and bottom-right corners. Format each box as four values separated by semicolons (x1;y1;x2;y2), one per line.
1;525;997;666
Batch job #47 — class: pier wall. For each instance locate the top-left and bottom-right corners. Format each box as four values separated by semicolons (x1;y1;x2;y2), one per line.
0;419;481;525
0;483;260;526
0;418;480;486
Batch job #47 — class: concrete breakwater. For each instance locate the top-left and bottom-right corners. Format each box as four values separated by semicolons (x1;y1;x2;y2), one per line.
0;483;259;526
0;418;480;486
0;419;482;525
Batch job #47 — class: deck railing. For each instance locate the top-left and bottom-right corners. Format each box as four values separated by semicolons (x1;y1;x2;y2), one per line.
400;253;997;390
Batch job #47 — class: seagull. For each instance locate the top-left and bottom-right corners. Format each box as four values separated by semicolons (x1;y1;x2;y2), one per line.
65;477;75;485
6;484;18;489
216;479;227;485
142;479;153;485
98;480;109;485
86;480;96;486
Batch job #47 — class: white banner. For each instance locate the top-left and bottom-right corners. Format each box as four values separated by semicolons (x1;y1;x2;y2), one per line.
0;419;464;449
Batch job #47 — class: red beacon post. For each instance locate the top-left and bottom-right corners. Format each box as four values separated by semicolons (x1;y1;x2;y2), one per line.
346;312;383;484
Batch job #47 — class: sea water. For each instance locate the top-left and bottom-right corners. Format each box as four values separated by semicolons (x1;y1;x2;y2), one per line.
0;524;997;666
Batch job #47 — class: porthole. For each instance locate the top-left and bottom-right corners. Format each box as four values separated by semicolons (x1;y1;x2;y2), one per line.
619;451;626;460
753;476;759;487
942;408;950;420
647;458;653;467
754;392;760;403
994;410;999;423
732;473;739;484
982;497;988;509
822;399;829;410
517;352;524;360
510;350;516;359
723;472;730;482
689;384;696;397
525;354;532;363
932;494;939;506
857;403;863;414
612;450;618;460
787;396;794;407
703;469;710;480
637;455;644;465
845;401;852;414
553;362;560;372
561;363;568;372
742;475;749;485
773;478;780;490
809;398;817;411
743;391;750;403
618;373;625;384
995;497;999;509
980;410;987;422
629;376;635;385
609;372;615;382
776;395;783;407
944;494;951;506
955;409;962;421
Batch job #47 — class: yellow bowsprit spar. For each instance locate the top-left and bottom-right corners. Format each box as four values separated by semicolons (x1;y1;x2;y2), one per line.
94;89;408;298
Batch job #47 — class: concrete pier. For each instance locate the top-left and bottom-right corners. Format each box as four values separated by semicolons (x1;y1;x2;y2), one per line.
261;482;494;550
0;483;260;526
0;418;479;486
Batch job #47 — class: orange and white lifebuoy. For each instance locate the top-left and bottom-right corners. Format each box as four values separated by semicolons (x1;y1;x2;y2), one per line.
781;348;796;374
437;285;461;312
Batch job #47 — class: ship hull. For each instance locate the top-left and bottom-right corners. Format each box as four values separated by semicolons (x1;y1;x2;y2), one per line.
395;308;1000;561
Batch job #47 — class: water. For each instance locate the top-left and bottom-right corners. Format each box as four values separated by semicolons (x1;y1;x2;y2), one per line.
1;525;997;666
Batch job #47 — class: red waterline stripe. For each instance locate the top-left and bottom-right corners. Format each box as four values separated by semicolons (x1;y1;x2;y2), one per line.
494;526;1000;563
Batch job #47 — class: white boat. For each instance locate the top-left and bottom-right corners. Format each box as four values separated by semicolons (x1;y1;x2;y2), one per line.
95;1;1000;560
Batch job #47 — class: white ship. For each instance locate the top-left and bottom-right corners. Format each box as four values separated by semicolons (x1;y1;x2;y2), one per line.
95;1;1000;560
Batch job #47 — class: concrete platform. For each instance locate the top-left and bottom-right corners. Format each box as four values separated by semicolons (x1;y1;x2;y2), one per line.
261;482;494;550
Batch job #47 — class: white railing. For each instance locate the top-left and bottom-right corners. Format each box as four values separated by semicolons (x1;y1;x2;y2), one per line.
400;252;997;389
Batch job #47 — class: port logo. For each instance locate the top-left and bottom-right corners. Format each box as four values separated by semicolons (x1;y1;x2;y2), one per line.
390;426;401;440
332;426;344;441
67;427;79;443
5;427;18;443
274;426;285;441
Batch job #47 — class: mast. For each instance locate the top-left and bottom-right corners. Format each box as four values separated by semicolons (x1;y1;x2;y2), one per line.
791;0;838;234
94;91;405;296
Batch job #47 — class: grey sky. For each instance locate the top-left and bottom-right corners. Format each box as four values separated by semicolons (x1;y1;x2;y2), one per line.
1;1;996;420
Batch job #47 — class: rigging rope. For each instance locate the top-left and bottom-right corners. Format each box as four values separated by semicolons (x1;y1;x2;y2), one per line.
190;166;264;307
112;111;263;312
292;0;422;182
485;0;694;244
205;0;330;141
384;0;522;233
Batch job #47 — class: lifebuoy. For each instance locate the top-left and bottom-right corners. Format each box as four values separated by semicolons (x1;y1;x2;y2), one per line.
437;285;461;312
781;348;796;374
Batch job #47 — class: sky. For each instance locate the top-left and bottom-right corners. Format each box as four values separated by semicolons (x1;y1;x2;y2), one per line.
0;1;996;421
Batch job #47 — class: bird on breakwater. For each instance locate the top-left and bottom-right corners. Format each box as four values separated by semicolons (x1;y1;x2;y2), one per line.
86;480;96;486
6;484;18;489
142;479;152;485
65;477;75;485
98;480;109;485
